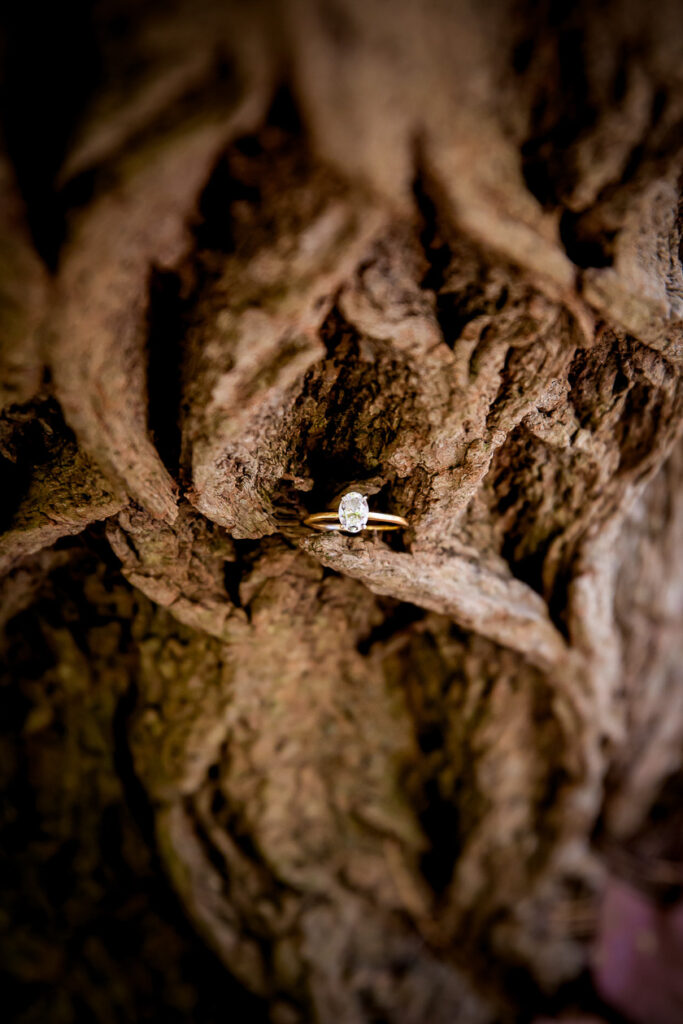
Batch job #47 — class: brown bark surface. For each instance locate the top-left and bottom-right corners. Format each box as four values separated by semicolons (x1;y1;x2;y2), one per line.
2;2;683;1022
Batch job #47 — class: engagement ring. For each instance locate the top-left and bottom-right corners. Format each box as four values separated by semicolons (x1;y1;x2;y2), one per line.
304;492;408;534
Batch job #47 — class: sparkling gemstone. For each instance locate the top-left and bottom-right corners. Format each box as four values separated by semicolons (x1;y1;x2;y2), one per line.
338;491;369;533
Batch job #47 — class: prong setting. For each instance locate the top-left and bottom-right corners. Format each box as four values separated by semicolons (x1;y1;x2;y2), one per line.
338;492;369;533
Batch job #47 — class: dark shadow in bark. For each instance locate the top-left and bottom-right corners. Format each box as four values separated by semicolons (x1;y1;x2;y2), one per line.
0;0;99;267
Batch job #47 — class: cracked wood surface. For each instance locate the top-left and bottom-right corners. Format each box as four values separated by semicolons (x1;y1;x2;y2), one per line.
2;2;683;1022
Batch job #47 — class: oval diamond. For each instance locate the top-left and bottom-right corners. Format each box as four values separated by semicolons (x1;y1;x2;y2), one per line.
338;492;369;533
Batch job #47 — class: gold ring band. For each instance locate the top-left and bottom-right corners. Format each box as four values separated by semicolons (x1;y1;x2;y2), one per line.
304;511;409;532
304;492;408;534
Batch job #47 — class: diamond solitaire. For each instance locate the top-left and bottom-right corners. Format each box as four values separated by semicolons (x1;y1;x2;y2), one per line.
338;492;369;533
304;492;408;534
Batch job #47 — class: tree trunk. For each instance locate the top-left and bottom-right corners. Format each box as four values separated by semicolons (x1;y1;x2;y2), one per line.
2;2;683;1022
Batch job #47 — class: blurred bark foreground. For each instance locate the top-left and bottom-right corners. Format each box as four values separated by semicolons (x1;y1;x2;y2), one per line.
2;2;683;1022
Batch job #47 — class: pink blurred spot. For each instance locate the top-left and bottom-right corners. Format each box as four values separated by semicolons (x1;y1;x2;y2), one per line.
593;878;683;1024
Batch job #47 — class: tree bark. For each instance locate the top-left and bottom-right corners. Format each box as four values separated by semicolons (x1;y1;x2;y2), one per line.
2;2;683;1022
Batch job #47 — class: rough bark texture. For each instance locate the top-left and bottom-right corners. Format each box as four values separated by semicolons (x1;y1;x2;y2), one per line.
2;2;683;1022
